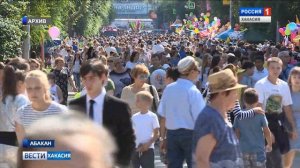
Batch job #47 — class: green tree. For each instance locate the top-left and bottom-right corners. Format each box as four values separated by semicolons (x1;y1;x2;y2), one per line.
156;0;187;28
74;0;114;37
156;0;212;28
26;0;70;46
0;1;28;60
0;0;115;59
209;0;230;24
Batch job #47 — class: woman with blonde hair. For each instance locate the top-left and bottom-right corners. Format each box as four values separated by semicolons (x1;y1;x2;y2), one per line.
200;53;213;92
15;70;67;144
121;64;159;114
282;67;300;168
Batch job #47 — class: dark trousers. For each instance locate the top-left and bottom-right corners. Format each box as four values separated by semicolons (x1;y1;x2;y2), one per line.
132;148;154;168
266;113;290;168
266;146;282;168
167;129;193;168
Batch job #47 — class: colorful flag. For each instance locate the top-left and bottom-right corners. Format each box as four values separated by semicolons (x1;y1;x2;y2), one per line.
225;37;230;43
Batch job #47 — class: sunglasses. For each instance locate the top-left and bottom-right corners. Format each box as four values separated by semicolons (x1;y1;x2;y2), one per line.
138;74;149;80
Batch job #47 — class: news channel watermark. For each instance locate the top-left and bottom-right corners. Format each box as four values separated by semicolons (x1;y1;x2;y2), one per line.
22;139;55;148
22;16;52;25
239;7;272;23
22;139;71;160
22;151;71;160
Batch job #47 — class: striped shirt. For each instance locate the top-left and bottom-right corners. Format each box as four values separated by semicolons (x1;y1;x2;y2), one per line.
15;102;67;129
227;100;255;123
203;86;255;123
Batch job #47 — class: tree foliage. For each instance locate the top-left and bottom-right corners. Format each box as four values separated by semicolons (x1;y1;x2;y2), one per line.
74;0;114;37
0;0;114;59
0;1;28;60
156;0;227;28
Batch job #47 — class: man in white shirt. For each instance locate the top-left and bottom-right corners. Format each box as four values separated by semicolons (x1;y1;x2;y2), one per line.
152;40;165;54
158;56;205;168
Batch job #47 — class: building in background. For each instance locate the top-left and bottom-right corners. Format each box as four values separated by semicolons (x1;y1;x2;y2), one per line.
112;0;159;29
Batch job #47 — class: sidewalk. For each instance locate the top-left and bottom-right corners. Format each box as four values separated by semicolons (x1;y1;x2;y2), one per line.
293;153;300;168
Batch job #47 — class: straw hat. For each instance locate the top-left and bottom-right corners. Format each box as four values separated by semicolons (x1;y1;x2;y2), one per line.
208;69;246;94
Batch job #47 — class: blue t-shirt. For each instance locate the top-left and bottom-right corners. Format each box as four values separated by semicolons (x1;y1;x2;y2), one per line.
72;45;78;53
192;105;243;168
240;75;255;88
169;56;180;67
233;114;268;162
179;50;186;59
279;64;294;81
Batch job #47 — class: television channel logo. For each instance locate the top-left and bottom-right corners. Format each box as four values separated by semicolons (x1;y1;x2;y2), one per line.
22;16;52;25
239;7;272;23
22;151;71;160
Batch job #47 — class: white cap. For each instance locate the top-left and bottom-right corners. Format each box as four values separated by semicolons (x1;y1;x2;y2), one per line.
227;53;235;57
177;56;195;74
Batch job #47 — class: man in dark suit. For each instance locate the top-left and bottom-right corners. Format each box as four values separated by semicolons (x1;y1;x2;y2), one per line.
69;59;135;167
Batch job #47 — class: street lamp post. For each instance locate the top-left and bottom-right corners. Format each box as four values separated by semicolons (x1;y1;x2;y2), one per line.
276;21;279;43
22;25;30;59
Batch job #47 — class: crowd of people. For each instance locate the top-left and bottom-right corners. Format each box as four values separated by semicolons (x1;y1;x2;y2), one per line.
0;31;300;168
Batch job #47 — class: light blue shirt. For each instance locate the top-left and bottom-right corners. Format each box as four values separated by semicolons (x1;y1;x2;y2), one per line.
158;78;205;130
252;68;268;85
240;75;255;88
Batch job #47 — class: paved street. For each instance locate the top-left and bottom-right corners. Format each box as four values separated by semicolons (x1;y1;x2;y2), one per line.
153;148;300;168
292;154;300;168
